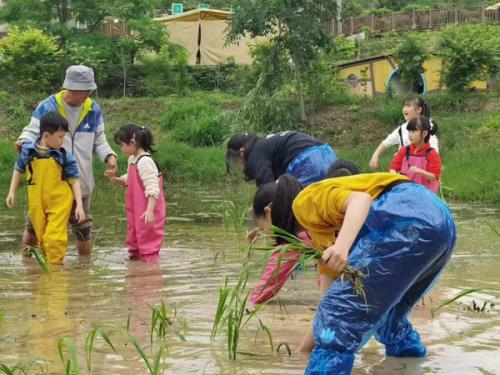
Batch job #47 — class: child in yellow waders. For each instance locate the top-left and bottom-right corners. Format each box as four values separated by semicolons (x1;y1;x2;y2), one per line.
6;112;85;264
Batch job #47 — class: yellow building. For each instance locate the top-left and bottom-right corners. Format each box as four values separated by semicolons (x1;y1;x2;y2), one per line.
337;55;488;96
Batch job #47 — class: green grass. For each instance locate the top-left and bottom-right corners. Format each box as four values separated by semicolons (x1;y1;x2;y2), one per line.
0;91;498;202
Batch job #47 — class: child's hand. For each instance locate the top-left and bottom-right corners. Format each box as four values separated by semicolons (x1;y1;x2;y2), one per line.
104;169;116;179
408;166;423;175
245;227;260;243
140;209;155;225
368;157;379;171
321;243;349;274
74;205;86;223
5;193;15;208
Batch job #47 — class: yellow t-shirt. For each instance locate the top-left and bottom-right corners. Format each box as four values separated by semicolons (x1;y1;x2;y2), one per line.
292;173;408;251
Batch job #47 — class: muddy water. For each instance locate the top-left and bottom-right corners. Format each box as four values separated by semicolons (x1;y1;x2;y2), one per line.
0;185;499;374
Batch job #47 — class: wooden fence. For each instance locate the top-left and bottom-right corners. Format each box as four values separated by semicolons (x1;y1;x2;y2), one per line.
328;6;500;37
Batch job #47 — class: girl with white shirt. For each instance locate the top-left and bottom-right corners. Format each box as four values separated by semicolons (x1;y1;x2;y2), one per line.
106;124;166;262
369;97;439;170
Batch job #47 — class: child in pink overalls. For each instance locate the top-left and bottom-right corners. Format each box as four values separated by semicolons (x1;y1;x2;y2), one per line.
106;124;166;262
390;116;441;193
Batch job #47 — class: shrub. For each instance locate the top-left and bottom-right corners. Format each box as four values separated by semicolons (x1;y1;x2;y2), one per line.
139;44;190;96
0;27;62;93
392;33;429;93
162;98;232;146
438;25;500;93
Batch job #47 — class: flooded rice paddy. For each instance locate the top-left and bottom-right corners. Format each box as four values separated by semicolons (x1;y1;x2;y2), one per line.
0;185;499;374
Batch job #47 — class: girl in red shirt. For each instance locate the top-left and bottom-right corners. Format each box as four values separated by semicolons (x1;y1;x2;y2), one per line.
390;116;441;193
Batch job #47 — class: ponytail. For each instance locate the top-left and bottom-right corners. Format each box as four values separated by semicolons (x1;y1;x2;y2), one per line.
252;174;303;245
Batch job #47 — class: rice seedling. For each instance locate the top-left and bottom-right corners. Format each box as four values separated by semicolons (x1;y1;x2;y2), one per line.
222;200;248;248
21;245;49;274
464;299;495;313
149;301;187;346
250;226;368;306
128;333;165;375
276;342;292;357
126;309;132;332
487;222;500;237
0;358;48;375
431;288;483;318
85;327;117;371
211;268;270;360
57;338;79;375
254;318;273;351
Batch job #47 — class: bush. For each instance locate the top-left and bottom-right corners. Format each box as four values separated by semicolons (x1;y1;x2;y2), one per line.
139;44;190;96
392;33;429;93
162;98;232;146
438;25;500;93
0;27;62;93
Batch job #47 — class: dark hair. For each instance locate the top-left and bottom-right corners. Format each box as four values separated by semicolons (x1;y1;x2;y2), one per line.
225;132;261;176
40;112;69;135
407;116;436;143
403;96;431;118
253;174;302;245
326;159;361;178
403;96;438;134
114;124;155;153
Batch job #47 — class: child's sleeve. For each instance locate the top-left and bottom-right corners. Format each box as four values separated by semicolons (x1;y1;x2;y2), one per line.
389;147;405;171
381;126;401;148
63;152;80;184
427;150;442;178
137;157;160;199
14;146;30;173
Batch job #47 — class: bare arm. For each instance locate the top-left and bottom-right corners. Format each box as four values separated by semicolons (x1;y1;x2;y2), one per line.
5;170;24;208
321;192;373;273
70;181;86;223
141;196;158;225
369;142;388;170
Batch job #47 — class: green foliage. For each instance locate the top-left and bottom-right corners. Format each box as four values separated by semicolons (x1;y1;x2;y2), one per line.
162;99;231;146
392;33;429;93
57;338;80;375
85;327;117;371
438;25;500;93
139;44;190;96
128;333;165;375
228;0;338;120
431;288;483;318
211;270;269;360
0;27;62;93
0;359;48;375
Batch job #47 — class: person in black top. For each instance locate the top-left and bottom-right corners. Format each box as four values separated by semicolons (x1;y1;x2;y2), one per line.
226;131;337;187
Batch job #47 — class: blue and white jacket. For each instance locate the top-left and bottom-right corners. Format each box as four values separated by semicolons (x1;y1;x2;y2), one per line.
15;140;80;182
18;91;115;196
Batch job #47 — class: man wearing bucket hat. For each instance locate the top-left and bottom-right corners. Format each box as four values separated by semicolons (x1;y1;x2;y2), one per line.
15;65;117;256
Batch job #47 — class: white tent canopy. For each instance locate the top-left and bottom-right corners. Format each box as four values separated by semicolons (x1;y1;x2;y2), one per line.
156;9;262;65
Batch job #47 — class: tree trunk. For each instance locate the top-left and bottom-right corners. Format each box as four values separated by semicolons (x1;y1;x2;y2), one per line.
291;54;307;122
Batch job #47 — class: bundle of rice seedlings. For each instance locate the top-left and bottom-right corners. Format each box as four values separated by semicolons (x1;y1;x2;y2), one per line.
250;226;367;306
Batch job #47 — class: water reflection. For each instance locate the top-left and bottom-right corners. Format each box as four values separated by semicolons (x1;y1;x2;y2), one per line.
0;186;499;374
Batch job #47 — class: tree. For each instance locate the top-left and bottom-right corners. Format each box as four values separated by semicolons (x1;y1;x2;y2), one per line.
392;33;429;93
0;27;62;92
0;0;164;35
438;25;500;93
227;0;338;121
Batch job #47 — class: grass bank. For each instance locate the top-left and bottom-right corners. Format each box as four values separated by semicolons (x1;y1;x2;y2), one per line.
0;90;498;202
